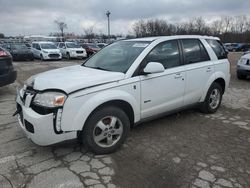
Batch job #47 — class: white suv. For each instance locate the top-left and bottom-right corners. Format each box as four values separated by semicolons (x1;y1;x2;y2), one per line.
31;42;62;60
58;42;87;59
15;36;230;154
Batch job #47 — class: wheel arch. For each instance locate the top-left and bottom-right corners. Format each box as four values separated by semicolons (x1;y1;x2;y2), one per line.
61;89;140;132
85;100;135;129
200;72;227;102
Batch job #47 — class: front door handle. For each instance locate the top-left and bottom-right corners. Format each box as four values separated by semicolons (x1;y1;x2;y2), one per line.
174;73;182;79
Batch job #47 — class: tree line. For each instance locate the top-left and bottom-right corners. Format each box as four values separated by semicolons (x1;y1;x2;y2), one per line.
132;16;250;43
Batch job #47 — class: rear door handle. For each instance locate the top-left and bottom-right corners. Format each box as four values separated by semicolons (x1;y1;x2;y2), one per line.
206;67;212;72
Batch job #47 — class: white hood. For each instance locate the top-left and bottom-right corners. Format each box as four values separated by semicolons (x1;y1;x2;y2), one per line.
69;48;85;52
42;49;61;53
32;65;125;93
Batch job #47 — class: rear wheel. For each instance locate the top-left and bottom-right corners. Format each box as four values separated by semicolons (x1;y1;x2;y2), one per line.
82;106;130;154
200;82;223;114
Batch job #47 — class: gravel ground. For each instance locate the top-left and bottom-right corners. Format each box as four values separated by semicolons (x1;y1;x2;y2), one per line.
0;53;249;188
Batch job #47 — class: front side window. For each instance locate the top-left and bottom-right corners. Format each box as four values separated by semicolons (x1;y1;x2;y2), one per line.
83;41;150;73
145;40;181;69
206;39;227;60
182;39;210;64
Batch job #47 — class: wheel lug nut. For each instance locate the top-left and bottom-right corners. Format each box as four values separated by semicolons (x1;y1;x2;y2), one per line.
108;134;111;137
111;130;114;133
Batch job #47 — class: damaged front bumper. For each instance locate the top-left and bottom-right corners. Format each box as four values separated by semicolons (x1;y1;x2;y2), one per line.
15;88;77;146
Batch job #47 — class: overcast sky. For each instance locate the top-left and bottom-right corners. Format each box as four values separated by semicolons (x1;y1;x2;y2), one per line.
0;0;250;36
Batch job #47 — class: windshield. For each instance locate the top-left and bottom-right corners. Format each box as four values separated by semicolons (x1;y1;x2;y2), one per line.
66;43;81;48
83;41;150;73
12;44;29;50
40;43;57;49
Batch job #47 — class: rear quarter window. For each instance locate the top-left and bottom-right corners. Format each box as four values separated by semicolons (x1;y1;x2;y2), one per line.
206;39;227;60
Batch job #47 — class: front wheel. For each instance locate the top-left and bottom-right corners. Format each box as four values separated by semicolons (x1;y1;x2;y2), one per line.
82;106;130;154
66;52;71;60
200;83;223;114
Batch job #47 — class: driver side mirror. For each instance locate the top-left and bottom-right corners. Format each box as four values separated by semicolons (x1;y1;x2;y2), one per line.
143;62;165;74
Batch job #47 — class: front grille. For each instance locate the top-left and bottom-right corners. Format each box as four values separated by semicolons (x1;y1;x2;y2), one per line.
48;54;60;58
76;51;83;54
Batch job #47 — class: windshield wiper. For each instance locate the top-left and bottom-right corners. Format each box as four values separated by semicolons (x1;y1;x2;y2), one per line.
83;65;110;71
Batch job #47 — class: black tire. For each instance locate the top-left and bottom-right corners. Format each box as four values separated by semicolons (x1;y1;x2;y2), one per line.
82;106;130;154
66;52;71;60
200;82;223;114
237;73;246;80
40;54;44;61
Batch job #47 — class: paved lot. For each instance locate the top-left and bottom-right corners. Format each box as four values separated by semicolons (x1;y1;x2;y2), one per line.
0;54;249;188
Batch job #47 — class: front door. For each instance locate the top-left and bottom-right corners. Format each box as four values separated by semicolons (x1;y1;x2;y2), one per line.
139;40;186;119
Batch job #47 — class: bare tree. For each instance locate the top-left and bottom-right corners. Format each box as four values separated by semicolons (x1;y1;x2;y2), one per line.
132;15;250;43
83;26;95;42
54;20;68;41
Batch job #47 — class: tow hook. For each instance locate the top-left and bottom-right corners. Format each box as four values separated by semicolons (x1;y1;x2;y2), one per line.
13;108;21;116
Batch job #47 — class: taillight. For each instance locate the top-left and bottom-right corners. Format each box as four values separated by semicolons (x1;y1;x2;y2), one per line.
0;51;8;57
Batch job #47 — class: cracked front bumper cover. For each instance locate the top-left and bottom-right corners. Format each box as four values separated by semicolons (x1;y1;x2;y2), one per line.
16;93;77;146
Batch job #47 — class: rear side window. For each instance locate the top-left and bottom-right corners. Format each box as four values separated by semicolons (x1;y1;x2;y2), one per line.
206;39;227;60
182;39;210;64
146;40;181;69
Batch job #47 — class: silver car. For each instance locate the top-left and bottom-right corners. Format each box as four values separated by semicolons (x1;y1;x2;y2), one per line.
237;53;250;79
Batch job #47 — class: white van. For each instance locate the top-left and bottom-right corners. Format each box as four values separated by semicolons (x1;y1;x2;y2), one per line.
31;42;62;60
58;42;87;59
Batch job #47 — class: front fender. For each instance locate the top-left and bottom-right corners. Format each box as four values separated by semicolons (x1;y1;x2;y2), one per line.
61;89;140;131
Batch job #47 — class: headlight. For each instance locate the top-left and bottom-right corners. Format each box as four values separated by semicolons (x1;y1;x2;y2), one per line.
42;50;48;53
33;92;67;108
238;58;247;65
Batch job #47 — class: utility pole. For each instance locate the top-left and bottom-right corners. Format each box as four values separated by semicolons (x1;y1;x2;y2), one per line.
106;10;111;42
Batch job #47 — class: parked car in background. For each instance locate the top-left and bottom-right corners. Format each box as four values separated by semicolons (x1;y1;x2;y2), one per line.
224;43;233;52
7;43;34;61
237;43;250;52
32;42;62;61
231;43;242;52
15;35;230;154
0;47;17;87
237;53;250;79
25;43;32;49
97;43;108;48
81;43;100;57
58;42;87;59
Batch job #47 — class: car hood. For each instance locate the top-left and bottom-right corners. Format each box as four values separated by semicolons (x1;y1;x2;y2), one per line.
242;53;250;59
68;48;85;51
31;65;125;93
42;49;60;53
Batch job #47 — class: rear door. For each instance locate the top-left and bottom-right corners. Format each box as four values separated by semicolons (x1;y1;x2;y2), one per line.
181;39;213;106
